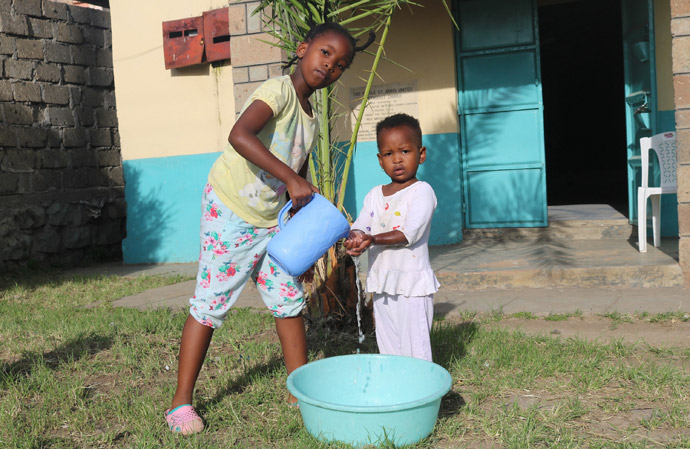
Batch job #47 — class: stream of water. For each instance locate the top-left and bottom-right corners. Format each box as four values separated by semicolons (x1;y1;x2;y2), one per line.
352;255;365;351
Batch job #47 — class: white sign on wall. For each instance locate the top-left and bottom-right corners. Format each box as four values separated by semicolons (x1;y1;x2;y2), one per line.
349;81;418;142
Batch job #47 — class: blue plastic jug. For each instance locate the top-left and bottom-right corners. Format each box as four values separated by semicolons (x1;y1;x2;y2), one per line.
267;193;350;276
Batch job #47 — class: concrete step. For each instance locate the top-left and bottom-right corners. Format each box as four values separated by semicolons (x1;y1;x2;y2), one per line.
463;204;633;241
430;237;683;290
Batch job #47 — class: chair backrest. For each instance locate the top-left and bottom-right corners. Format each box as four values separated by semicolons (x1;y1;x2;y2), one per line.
639;131;676;189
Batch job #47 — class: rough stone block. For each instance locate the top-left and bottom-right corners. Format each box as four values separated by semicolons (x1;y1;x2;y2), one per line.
28;17;53;39
0;80;12;101
230;34;282;67
0;172;19;193
44;107;75;127
39;148;68;168
17;127;47;148
4;103;36;125
109;166;123;186
112;129;119;146
679;203;690;236
232;66;249;83
42;0;69;21
34;226;60;253
0;125;16;146
103;91;116;108
44;41;71;64
105;197;127;219
5;59;33;80
16;205;46;229
673;36;690;74
679;238;690;278
63;168;89;188
0;34;13;54
96;48;112;67
0;0;9;13
233;81;262;114
97;148;121;167
247;1;262;33
4;149;35;172
89;7;110;28
675;74;690;109
62;225;91;249
88;67;113;86
104;28;111;49
32;169;62;192
94;220;123;245
68;148;97;167
71;45;96;66
0;230;31;261
12;81;41;102
89;128;111;147
67;4;90;24
81;25;104;47
248;64;268;82
88;167;110;186
0;12;29;35
678;164;690;202
81;87;104;107
63;65;86;84
76;107;95;127
46;201;67;225
63;127;87;147
96;109;118;127
43;84;70;105
268;63;284;78
56;22;83;44
672;17;690;37
46;128;61;147
16;38;43;60
35;62;60;82
14;0;41;17
229;3;246;35
677;128;690;164
671;0;690;18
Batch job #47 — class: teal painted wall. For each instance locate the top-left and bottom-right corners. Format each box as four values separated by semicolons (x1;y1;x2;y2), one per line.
122;153;220;263
656;109;678;237
343;132;463;246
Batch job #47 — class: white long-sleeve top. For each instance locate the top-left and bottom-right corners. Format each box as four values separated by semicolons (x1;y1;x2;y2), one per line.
351;181;440;297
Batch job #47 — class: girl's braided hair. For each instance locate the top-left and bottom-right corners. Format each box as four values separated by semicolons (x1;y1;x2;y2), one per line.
284;22;375;69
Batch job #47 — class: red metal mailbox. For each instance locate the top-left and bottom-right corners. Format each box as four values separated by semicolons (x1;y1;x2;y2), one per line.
162;16;204;69
203;8;231;63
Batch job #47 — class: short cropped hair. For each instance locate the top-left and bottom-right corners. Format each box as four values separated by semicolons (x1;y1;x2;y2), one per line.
375;113;423;149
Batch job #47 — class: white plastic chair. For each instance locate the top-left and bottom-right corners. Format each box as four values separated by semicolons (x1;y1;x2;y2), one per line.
637;131;676;252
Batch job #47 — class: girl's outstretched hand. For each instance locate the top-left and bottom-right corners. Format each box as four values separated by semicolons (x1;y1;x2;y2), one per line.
344;230;373;256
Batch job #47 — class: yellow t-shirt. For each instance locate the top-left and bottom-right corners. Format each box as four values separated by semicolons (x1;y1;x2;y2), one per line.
208;76;319;227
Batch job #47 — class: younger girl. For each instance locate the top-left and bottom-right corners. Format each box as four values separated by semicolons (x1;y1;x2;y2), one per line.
345;113;439;362
165;23;359;435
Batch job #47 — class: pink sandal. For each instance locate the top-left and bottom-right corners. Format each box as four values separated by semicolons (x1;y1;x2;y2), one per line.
164;404;204;435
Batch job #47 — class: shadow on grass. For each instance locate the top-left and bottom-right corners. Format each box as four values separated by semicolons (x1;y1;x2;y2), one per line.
0;333;113;388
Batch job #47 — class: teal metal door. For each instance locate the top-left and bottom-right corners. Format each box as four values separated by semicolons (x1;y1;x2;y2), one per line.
622;0;656;224
455;0;547;228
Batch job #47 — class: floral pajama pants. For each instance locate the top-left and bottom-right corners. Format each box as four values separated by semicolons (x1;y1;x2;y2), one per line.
189;184;305;329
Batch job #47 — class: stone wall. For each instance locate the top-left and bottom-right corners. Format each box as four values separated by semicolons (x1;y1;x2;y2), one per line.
671;0;690;284
0;0;124;270
228;1;286;115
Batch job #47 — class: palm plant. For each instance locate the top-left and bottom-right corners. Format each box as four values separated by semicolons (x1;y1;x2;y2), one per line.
254;0;452;324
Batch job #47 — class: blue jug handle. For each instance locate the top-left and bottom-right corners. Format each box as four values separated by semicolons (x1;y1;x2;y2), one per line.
277;199;293;230
277;194;315;230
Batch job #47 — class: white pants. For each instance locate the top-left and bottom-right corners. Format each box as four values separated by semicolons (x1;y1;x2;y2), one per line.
373;293;434;362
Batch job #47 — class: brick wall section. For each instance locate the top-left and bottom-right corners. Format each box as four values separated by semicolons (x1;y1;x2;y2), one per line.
228;0;286;115
671;0;690;284
0;0;124;269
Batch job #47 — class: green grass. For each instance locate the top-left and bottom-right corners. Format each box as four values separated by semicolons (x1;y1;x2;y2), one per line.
2;271;690;448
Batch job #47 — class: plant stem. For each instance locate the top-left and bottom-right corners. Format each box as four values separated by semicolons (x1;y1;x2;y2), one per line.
336;11;392;211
